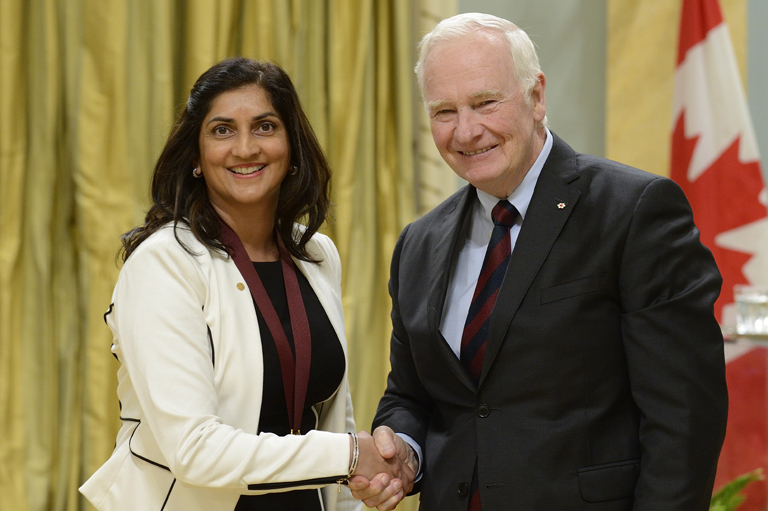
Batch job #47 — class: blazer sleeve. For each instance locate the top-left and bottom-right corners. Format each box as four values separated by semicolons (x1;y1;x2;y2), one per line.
618;177;728;510
110;234;351;492
372;224;436;459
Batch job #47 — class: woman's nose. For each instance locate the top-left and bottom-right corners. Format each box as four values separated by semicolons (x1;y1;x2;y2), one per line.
231;132;260;158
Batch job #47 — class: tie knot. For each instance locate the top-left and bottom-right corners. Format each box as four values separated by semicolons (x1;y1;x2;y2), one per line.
491;200;517;227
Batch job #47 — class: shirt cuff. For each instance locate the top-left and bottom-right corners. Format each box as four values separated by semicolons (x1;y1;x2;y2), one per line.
395;433;423;482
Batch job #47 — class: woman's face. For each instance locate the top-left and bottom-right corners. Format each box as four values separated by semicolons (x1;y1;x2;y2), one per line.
198;84;290;220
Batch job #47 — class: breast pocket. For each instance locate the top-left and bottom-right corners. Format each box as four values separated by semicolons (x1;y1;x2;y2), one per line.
540;274;611;305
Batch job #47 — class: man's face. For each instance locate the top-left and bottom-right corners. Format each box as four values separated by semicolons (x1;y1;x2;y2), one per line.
423;31;546;198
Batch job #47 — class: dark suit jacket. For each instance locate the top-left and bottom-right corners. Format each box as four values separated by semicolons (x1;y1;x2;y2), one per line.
373;134;728;510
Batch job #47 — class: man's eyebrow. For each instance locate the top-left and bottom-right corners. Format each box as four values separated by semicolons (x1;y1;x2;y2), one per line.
426;99;451;112
425;90;504;112
469;89;503;100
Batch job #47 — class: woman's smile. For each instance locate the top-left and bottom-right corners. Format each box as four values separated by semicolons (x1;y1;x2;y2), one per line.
228;163;267;175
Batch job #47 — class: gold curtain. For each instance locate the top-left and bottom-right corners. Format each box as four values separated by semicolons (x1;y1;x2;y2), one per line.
413;0;460;216
0;1;420;509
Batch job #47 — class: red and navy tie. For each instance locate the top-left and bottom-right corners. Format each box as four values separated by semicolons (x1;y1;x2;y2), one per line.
460;199;518;511
460;199;518;384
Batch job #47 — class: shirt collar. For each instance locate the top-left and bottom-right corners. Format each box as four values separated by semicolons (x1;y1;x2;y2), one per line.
476;128;553;222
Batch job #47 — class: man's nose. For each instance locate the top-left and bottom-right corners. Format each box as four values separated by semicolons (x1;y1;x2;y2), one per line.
455;109;483;143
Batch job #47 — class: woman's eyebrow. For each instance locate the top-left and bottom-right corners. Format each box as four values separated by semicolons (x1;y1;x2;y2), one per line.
205;112;278;126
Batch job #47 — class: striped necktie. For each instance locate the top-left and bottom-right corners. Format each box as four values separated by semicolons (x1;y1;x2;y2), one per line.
460;199;518;511
460;199;518;384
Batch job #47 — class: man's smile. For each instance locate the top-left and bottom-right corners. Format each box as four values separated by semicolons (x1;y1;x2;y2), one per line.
459;145;497;156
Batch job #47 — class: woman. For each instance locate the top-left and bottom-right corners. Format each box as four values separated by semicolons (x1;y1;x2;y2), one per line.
79;58;409;511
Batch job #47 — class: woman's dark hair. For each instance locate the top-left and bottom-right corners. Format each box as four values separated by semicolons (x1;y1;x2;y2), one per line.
120;57;331;263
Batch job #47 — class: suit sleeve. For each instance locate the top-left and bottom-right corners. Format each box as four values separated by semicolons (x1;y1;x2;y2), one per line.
618;177;728;510
373;225;436;477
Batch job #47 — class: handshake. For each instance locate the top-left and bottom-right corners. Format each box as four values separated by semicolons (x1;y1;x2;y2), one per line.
348;426;418;511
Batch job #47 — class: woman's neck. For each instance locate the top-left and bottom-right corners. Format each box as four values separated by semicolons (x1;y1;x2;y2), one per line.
215;204;279;262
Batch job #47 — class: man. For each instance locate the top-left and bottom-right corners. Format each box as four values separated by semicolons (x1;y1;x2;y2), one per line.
350;12;728;511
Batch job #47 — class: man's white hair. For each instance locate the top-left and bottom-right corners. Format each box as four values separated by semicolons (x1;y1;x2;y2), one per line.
415;12;545;122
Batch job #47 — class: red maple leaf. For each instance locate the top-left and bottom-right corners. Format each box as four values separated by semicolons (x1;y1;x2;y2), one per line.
670;113;767;321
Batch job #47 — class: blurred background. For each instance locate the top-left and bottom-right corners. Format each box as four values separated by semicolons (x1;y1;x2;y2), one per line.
2;0;767;510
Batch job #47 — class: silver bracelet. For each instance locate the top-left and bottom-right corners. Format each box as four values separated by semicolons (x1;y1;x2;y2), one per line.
348;432;359;477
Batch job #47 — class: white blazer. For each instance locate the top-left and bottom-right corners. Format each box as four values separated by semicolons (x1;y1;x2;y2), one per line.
80;224;362;511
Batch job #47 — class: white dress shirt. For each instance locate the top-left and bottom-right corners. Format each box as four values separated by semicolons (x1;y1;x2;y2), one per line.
439;129;553;354
400;129;553;475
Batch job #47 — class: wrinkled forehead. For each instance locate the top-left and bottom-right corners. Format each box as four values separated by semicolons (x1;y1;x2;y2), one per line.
426;31;514;72
422;33;519;98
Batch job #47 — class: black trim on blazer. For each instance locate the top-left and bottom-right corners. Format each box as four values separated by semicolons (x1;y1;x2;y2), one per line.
112;402;132;450
104;303;114;324
160;478;176;511
207;324;215;367
106;303;119;361
248;475;348;491
118;400;138;423
127;420;171;472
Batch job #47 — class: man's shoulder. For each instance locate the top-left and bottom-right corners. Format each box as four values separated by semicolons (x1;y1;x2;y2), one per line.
411;186;471;229
576;153;660;181
549;134;662;186
392;186;471;256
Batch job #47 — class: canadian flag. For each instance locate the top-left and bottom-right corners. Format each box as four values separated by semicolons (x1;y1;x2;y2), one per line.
671;0;768;324
671;0;768;507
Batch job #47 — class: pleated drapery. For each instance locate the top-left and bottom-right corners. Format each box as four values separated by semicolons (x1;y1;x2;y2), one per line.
0;2;455;510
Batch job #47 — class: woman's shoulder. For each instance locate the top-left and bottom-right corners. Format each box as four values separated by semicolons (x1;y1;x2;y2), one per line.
302;227;332;248
298;226;338;262
113;224;215;303
125;222;211;266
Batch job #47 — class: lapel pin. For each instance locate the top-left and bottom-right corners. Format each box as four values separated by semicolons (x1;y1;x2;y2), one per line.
557;202;566;209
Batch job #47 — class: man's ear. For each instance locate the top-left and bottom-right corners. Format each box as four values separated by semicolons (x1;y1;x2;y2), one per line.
531;72;546;122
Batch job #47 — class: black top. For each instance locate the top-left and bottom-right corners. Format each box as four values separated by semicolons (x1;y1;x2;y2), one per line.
236;261;346;511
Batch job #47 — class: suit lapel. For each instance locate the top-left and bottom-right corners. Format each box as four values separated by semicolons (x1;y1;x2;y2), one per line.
426;186;478;391
479;135;582;385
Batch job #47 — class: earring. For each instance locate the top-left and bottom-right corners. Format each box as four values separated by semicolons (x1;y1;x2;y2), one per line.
192;167;202;178
290;165;298;176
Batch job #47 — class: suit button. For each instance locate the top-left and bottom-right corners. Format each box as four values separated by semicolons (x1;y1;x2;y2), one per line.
477;404;490;417
457;481;469;497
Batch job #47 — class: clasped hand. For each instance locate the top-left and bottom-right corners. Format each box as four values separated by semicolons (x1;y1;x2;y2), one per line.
348;426;417;511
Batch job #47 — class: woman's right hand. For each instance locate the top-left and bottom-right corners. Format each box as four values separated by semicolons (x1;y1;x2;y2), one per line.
348;428;416;510
353;430;414;483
